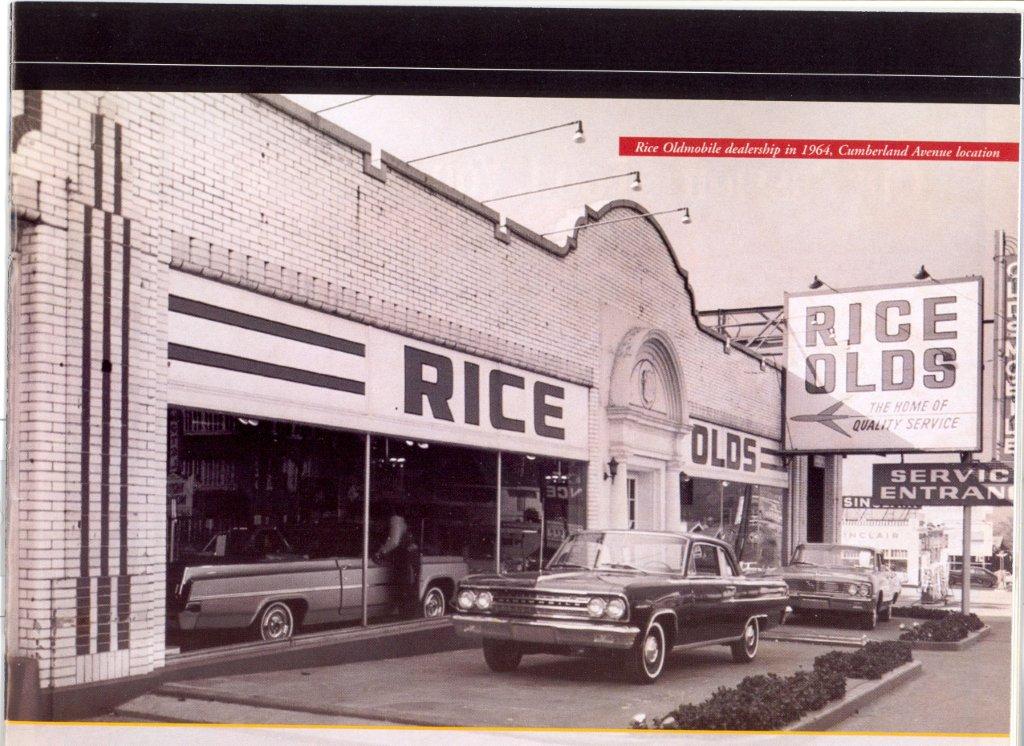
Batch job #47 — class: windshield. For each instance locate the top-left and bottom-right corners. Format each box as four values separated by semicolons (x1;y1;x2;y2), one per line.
791;545;874;570
547;532;688;574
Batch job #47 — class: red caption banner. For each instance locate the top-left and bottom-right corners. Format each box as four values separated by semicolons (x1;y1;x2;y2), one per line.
619;137;1019;162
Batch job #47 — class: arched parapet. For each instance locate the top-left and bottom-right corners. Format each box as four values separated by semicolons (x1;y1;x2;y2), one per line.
608;326;691;434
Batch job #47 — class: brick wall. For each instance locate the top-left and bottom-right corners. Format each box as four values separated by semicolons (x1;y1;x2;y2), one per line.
8;91;785;688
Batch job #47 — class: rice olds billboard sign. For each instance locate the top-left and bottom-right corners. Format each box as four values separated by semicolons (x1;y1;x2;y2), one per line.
871;462;1014;507
784;278;982;453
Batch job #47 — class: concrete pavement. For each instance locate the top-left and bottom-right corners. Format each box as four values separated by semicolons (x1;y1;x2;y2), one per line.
118;638;830;728
110;616;1013;733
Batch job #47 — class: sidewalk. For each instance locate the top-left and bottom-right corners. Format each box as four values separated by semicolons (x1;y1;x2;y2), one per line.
109;616;1011;732
837;616;1011;735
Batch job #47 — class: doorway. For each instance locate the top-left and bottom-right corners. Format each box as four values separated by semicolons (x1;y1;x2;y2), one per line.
807;462;825;543
626;470;659;530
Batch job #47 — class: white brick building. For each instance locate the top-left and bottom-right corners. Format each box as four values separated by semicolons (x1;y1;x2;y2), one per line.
7;92;842;715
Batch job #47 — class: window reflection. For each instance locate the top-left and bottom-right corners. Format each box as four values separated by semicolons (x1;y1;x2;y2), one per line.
369;437;498;622
501;454;587;573
679;474;785;573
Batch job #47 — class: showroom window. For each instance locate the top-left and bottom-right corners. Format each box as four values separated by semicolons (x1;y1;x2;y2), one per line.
679;474;785;572
167;406;588;643
500;453;587;573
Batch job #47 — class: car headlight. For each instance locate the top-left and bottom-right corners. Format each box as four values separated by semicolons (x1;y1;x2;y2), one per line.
457;590;476;610
475;591;493;610
847;584;858;595
587;597;607;617
859;585;871;597
605;598;627;620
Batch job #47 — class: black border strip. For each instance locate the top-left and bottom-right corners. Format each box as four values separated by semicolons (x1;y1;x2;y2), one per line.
168;295;365;357
13;66;1020;105
11;5;1021;104
168;343;365;395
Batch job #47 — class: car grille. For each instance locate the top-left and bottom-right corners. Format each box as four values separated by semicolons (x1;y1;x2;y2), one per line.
786;578;848;594
489;589;594;620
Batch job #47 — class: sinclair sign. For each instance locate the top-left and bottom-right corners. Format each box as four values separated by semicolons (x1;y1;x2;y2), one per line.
784;278;982;453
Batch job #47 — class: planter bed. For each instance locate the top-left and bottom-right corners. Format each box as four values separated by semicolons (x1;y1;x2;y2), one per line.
896;610;988;650
635;641;917;732
903;624;990;651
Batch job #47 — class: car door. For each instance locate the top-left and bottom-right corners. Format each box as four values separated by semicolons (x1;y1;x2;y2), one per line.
715;545;750;637
683;541;728;643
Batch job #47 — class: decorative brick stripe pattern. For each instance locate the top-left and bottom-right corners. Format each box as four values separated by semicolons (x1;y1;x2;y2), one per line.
10;92;168;689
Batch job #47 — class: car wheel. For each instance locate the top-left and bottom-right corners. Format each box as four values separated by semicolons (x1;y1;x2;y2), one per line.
482;639;522;672
257;601;295;642
878;595;892;622
626;619;667;684
861;602;878;631
730;618;759;663
421;585;447;618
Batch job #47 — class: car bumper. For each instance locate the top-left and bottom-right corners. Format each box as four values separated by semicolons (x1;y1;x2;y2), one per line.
176;608;200;631
452;614;640;650
789;595;874;612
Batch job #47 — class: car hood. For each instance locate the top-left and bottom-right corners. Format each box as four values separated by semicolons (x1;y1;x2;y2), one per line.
459;570;635;592
781;564;872;585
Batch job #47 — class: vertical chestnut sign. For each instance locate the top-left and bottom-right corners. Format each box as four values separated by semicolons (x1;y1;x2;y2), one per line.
784;278;983;453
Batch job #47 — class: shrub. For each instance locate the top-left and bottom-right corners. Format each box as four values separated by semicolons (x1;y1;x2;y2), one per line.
892;606;958;621
654;671;846;731
643;640;913;730
898;612;984;642
813;641;913;680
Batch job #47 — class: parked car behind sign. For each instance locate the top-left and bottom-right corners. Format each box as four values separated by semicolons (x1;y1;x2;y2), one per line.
780;543;901;629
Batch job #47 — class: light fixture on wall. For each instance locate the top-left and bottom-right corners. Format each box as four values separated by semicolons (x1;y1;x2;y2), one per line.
809;275;839;291
603;457;619;482
914;265;931;281
680;207;691;224
481;171;644;205
409;120;586;163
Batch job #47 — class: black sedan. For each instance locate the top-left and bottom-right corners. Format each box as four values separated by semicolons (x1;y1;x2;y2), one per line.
451;530;789;683
949;566;999;589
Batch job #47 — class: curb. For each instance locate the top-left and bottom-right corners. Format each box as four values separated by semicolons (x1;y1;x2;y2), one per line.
905;625;990;651
762;632;866;648
150;683;449;727
788;660;923;732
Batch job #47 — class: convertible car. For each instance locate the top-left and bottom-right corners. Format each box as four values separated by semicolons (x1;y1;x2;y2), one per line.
171;523;469;640
781;543;901;629
451;530;789;683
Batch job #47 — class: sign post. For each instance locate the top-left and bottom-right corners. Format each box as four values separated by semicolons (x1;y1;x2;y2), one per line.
962;503;971;614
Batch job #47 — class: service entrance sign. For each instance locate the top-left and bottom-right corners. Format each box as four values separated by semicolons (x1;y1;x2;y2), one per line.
871;462;1014;507
784;278;983;453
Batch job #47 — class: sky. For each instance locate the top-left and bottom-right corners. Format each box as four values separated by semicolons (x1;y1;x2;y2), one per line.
285;93;1019;313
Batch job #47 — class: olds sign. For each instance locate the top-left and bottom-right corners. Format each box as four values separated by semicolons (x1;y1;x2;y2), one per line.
871;462;1014;507
784;278;982;453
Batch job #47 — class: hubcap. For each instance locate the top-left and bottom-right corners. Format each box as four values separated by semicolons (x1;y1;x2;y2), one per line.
644;633;660;663
424;590;444;617
263;608;290;639
745;622;757;651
